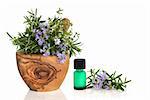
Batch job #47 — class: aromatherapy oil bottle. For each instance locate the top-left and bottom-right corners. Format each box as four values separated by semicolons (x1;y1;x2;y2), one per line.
74;59;86;90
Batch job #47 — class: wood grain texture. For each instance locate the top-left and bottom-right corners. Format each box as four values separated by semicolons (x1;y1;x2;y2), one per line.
16;52;69;92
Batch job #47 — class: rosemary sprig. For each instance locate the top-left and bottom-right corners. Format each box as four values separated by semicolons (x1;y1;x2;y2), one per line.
86;69;131;91
6;8;82;58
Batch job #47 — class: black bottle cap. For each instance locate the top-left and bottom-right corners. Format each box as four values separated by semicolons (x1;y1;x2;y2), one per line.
74;59;86;69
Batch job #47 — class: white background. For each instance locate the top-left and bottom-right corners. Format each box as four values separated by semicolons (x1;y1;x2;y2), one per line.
0;0;150;100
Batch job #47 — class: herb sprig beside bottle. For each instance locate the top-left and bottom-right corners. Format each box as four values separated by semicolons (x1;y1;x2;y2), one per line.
86;69;131;91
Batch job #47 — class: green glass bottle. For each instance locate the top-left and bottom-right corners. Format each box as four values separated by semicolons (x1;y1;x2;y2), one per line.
74;59;86;90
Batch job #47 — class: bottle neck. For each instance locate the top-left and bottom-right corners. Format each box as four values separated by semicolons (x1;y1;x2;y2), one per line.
76;69;84;71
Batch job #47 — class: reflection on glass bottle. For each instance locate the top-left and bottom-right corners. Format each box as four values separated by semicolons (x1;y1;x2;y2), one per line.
74;59;86;90
24;89;67;100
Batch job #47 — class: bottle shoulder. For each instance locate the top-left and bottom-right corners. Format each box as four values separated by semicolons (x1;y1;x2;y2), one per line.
74;70;86;74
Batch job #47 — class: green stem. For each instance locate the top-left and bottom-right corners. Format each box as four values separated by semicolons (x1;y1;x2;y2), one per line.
6;32;13;39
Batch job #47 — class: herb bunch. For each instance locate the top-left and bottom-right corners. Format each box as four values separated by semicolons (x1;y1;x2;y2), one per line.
7;8;81;63
86;69;131;91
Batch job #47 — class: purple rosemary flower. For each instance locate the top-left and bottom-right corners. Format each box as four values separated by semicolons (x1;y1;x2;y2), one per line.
105;81;111;90
35;29;47;46
35;30;43;41
59;58;66;63
40;49;44;53
35;34;40;40
58;44;63;48
40;45;48;53
61;45;67;51
93;78;103;89
93;71;108;89
44;34;49;40
97;71;107;81
37;31;43;35
58;44;67;52
56;52;66;63
43;51;50;56
103;85;111;90
38;38;45;46
42;28;47;33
